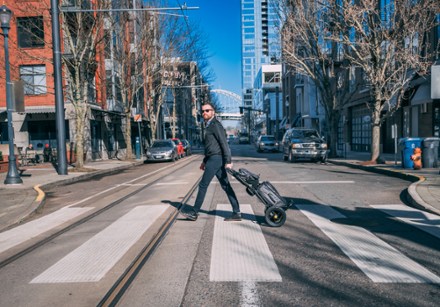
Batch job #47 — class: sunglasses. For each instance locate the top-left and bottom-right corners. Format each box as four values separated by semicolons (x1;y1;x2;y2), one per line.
201;109;213;113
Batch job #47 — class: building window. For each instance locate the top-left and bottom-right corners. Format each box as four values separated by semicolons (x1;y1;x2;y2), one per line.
20;65;47;95
351;106;371;152
17;16;45;48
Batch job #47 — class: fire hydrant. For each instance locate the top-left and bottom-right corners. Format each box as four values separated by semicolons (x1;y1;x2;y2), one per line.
410;147;422;170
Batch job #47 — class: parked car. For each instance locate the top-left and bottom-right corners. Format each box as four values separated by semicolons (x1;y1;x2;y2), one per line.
282;128;328;162
146;139;179;162
256;135;279;152
239;132;249;144
181;139;192;156
171;138;185;158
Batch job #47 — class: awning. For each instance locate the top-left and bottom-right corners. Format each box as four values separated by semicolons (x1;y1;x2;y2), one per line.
25;106;56;114
411;84;432;106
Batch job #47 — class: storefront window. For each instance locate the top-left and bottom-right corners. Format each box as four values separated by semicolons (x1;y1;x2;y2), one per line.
351;106;371;152
28;120;69;149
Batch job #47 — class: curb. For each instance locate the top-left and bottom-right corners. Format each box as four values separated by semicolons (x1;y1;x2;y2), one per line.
328;159;439;216
407;179;440;216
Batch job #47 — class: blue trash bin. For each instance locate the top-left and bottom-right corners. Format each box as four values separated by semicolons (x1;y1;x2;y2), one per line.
398;138;422;169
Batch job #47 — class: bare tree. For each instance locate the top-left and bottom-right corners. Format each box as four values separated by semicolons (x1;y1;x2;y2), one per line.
102;1;152;160
7;0;109;168
60;0;109;168
333;0;439;162
279;0;359;157
143;6;213;141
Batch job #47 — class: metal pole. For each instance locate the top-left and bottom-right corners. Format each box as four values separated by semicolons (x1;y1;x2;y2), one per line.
2;26;22;184
247;109;251;143
51;0;67;175
137;121;143;157
275;86;279;141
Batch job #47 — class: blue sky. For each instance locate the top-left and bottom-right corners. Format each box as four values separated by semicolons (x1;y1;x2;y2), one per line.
184;1;242;96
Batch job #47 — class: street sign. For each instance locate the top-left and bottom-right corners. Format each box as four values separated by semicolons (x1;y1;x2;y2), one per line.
432;64;440;99
134;114;142;122
12;80;24;113
391;124;397;139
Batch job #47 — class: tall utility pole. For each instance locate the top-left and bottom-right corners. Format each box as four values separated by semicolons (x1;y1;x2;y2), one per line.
1;5;23;184
50;0;67;175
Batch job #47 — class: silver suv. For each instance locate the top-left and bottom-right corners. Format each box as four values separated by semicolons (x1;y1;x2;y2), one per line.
282;128;327;162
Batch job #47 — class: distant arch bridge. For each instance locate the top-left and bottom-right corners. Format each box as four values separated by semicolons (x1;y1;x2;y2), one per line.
210;89;242;121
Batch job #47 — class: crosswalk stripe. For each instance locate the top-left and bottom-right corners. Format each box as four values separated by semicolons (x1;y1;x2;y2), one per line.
296;204;440;283
210;204;282;282
0;207;93;254
227;180;354;184
270;181;355;184
154;182;189;186
371;204;440;240
30;205;168;283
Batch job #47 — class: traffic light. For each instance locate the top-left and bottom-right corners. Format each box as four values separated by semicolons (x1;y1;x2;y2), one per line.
239;107;243;114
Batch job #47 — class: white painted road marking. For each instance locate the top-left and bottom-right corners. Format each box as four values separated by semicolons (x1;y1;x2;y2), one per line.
0;207;93;254
228;180;355;184
210;204;282;282
67;164;177;207
31;205;168;283
296;204;440;283
371;204;440;239
270;181;355;184
154;182;189;186
241;281;259;307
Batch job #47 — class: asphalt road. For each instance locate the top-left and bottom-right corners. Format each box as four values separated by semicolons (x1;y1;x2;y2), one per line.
0;145;439;306
120;144;440;307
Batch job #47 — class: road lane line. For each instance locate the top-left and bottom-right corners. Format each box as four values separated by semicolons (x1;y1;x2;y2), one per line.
154;182;189;186
371;204;440;239
296;204;440;283
210;204;282;282
0;207;93;254
270;181;355;184
241;281;259;307
67;164;178;207
30;205;168;283
226;180;355;184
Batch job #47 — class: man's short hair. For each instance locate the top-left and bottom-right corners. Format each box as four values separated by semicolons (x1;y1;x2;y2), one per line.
202;102;216;112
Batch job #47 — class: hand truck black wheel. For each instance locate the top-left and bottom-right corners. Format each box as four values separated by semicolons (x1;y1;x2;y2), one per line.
265;206;286;227
246;187;255;196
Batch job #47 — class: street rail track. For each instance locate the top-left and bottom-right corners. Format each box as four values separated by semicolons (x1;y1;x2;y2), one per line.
0;155;200;269
97;174;202;307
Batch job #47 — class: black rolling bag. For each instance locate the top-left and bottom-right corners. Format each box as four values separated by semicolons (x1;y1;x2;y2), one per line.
227;168;291;227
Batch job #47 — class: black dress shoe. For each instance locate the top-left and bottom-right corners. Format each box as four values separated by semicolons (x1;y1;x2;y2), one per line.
180;210;198;221
224;212;242;221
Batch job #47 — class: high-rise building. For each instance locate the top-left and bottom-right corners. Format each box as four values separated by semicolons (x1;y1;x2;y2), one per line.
240;0;281;108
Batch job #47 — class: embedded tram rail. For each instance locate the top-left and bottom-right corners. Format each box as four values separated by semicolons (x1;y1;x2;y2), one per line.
0;155;202;306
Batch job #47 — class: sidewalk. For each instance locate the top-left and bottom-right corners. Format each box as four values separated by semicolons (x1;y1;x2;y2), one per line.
0;151;438;233
0;159;144;231
328;151;440;215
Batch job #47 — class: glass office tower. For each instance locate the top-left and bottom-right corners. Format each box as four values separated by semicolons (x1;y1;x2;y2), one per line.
241;0;281;107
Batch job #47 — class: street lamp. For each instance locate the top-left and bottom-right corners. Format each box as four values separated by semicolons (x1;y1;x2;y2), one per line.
1;5;22;185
